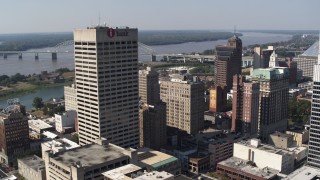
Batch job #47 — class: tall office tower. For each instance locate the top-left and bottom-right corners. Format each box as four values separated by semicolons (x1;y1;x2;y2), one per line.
160;77;204;134
294;41;319;80
269;51;278;68
215;35;242;91
231;75;245;132
0;104;29;167
308;64;320;168
140;103;167;150
74;26;139;147
139;66;160;105
278;57;298;85
231;75;260;135
253;46;274;69
251;67;289;142
139;67;166;150
209;85;226;112
64;84;77;111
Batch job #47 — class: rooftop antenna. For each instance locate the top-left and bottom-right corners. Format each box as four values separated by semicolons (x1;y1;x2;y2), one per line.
234;25;237;36
98;12;101;27
318;31;320;64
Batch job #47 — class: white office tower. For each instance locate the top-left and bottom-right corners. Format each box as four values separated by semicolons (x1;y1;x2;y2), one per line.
74;26;139;148
307;64;320;168
269;50;278;68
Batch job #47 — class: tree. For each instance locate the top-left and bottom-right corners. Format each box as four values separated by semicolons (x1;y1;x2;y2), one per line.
288;98;311;125
32;97;44;109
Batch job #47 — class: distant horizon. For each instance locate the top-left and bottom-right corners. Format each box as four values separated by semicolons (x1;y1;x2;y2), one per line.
0;29;319;36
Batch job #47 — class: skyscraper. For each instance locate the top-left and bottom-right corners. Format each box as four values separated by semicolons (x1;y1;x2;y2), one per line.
160;77;204;134
269;51;278;68
74;26;139;147
139;67;166;150
251;67;289;141
209;85;227;113
231;75;260;135
215;35;242;91
307;65;320;168
253;46;274;69
0;104;29;167
139;67;160;105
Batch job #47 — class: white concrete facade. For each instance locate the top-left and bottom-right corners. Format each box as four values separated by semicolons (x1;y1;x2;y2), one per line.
55;111;77;133
74;27;139;147
233;140;294;174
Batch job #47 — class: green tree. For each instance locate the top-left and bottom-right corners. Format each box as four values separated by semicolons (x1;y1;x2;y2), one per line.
32;97;44;109
288;98;311;125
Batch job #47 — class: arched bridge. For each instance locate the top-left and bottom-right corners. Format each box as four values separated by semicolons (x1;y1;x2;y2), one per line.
0;40;215;62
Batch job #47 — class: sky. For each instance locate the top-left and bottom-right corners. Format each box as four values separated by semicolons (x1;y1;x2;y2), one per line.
0;0;319;34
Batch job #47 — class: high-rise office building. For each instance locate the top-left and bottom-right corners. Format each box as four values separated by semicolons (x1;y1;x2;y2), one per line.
64;84;77;111
253;46;274;69
139;66;160;105
139;67;166;150
269;51;278;68
160;77;204;134
209;85;227;113
74;26;139;147
215;35;242;91
294;41;319;80
0;104;29;167
308;65;320;168
139;103;167;150
231;75;260;135
251;67;289;141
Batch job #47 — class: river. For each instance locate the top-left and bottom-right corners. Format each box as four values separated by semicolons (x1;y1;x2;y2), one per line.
0;31;292;109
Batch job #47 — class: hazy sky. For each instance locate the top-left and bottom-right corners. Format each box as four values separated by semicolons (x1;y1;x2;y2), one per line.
1;0;319;33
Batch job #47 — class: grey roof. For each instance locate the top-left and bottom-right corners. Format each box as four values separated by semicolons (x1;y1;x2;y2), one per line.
218;157;279;179
301;41;319;57
52;144;129;167
18;155;45;171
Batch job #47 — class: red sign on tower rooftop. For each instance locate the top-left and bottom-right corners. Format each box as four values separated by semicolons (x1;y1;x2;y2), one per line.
107;28;115;38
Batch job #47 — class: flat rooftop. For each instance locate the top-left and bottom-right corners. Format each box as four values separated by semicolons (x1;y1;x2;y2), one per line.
52;143;128;167
137;148;178;169
270;131;293;138
218;157;279;179
28;119;52;130
18;155;45;171
283;165;320;180
102;164;141;180
42;138;79;152
134;171;174;180
236;140;292;155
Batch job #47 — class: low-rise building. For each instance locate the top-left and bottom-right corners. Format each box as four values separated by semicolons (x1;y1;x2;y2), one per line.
216;157;279;180
173;148;197;171
282;165;320;180
269;131;294;149
286;130;309;146
28;119;54;134
43;138;137;180
188;152;210;174
41;138;80;159
234;139;295;174
55;110;77;133
181;129;238;168
18;155;46;180
0;169;17;180
102;164;174;180
136;148;181;176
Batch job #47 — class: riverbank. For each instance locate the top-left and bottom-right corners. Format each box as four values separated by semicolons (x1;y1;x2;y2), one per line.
0;70;74;100
0;82;66;100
